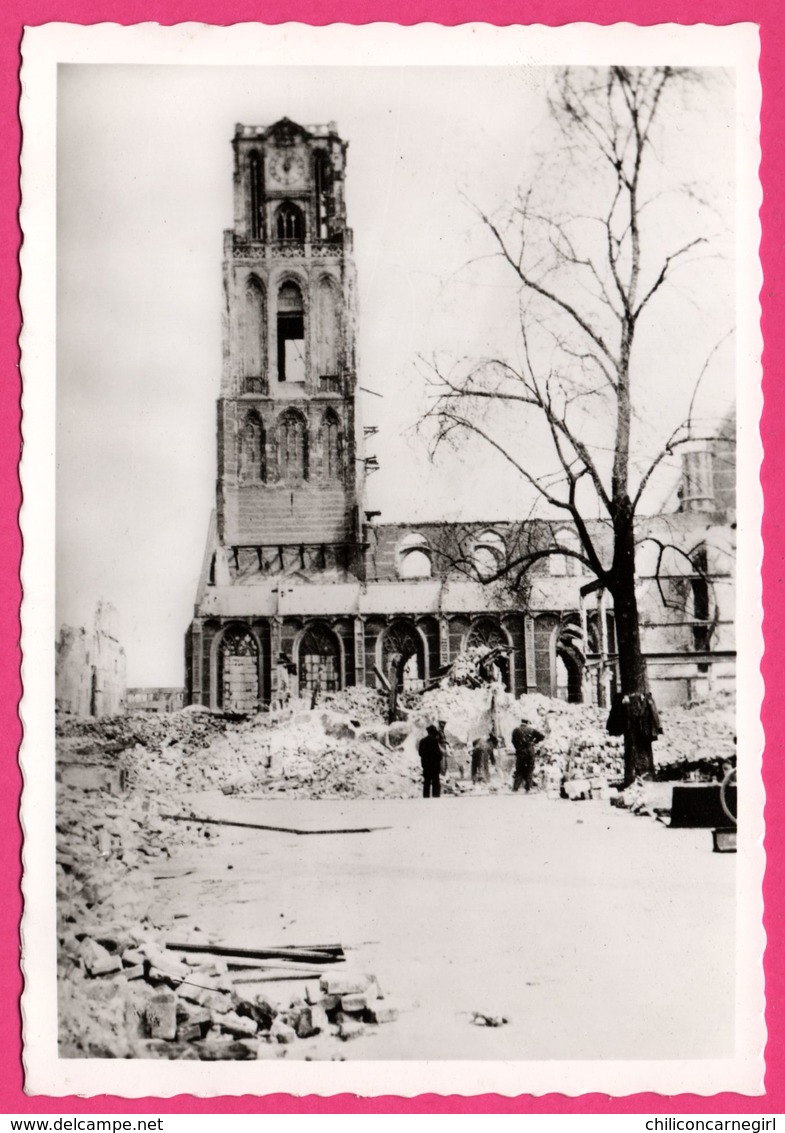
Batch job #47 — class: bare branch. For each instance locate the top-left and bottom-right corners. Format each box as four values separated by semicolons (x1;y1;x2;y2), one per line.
433;407;573;513
633;237;707;318
474;202;618;367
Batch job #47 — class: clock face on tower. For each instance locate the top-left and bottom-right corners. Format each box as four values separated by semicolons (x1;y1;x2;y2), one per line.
269;151;307;187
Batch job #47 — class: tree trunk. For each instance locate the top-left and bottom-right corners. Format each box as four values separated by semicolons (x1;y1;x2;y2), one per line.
611;500;656;787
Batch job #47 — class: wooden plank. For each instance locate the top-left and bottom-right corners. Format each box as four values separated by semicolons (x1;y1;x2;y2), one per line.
162;813;387;836
166;941;344;965
224;957;336;972
229;972;320;984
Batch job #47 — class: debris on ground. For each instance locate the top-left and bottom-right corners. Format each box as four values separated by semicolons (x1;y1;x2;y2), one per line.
57;685;736;804
469;1011;509;1027
55;681;735;1056
59;928;392;1058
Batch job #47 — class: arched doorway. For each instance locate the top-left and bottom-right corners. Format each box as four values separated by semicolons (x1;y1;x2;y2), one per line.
555;618;584;704
298;622;341;699
380;620;426;692
218;626;260;713
555;652;583;703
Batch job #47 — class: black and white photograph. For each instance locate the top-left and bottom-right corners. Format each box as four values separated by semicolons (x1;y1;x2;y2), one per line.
20;22;764;1097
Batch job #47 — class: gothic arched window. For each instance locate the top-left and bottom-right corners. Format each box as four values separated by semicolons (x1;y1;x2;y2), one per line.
472;530;505;580
239;412;265;481
465;617;507;651
277;408;308;480
277;281;305;383
550;528;583;576
380;620;425;690
316;277;340;384
218;626;259;714
689;544;712;653
315;150;331;239
465;617;511;689
243;276;265;383
248;152;263;240
275;201;305;242
322;409;343;480
298;622;341;697
397;533;432;579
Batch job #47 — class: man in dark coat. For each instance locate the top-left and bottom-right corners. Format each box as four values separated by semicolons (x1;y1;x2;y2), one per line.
419;724;443;798
511;717;545;792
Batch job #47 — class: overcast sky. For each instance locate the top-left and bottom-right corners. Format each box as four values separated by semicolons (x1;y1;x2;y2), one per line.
56;64;736;685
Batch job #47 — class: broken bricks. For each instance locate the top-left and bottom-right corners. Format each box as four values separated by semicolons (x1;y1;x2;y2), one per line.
66;929;394;1057
340;991;374;1014
78;937;123;977
117;963;146;982
55;709;406;1060
365;1002;398;1024
269;1017;297;1044
174;1002;212;1042
337;1017;366;1042
218;1010;260;1039
319;971;370;997
144;991;178;1040
294;1003;328;1038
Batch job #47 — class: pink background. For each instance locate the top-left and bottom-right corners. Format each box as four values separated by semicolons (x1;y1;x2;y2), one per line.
3;2;780;1115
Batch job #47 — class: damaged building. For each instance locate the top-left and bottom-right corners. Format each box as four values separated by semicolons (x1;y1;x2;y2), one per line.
56;601;127;717
185;119;735;714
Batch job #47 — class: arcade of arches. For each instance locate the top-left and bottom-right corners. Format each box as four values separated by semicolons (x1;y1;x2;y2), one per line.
189;610;593;713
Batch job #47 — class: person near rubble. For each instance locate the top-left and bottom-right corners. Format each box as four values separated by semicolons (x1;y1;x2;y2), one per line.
437;719;452;778
471;733;498;784
310;662;327;710
419;724;444;798
511;717;545;793
274;652;293;712
605;690;662;778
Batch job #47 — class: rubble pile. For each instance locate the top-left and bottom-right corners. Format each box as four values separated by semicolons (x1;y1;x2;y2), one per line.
319;684;388;724
54;682;736;1055
58;707;231;758
442;644;510;689
611;778;676;817
654;690;736;780
57;685;737;802
57;782;214;1056
409;685;735;789
526;700;625;788
59;927;395;1059
260;708;421;798
57;692;420;801
56;784;219;982
57;709;261;794
56;784;200;881
56;779;397;1057
408;687;625;786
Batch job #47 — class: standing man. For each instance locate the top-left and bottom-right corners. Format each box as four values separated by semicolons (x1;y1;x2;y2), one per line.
310;662;326;710
274;652;292;714
437;719;452;778
471;733;498;784
511;716;545;793
419;724;443;798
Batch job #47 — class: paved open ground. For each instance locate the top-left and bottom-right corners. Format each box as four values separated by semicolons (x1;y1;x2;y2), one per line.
148;793;735;1061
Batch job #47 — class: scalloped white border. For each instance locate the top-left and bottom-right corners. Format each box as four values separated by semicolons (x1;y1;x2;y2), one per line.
19;20;765;1099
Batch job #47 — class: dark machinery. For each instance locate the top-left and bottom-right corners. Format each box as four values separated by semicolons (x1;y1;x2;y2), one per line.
713;765;737;853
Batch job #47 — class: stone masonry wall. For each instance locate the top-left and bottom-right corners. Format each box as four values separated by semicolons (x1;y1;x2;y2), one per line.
56;604;127;717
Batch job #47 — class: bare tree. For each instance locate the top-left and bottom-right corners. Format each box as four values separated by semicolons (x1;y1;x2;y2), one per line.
424;66;731;784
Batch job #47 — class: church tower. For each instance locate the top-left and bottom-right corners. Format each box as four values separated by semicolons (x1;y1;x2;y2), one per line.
217;118;362;563
186;119;367;711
